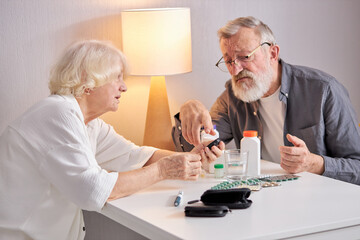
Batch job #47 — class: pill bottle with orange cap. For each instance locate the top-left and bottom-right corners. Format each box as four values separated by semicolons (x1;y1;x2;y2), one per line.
241;130;261;177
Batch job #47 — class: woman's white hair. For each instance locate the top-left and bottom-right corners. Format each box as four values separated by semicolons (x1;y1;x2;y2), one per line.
217;16;276;45
49;40;128;97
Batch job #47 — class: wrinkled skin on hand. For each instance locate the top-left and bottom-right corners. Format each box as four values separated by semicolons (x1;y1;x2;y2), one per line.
193;140;225;172
279;134;324;174
157;140;226;180
180;100;215;145
157;153;202;180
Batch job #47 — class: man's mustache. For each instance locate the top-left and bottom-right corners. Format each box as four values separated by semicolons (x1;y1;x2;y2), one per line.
233;70;254;81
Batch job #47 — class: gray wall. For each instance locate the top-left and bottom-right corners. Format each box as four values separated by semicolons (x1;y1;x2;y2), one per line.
1;0;360;239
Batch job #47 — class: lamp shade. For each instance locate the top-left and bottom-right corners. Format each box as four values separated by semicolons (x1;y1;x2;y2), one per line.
121;8;192;76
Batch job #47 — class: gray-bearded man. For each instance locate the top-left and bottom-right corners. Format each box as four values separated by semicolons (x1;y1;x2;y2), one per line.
173;16;360;185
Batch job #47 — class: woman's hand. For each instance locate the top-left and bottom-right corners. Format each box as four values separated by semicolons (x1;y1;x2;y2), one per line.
157;153;202;180
191;141;225;172
109;151;203;200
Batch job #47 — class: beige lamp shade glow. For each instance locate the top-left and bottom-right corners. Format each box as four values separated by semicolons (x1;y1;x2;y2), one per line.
121;8;192;75
121;8;192;150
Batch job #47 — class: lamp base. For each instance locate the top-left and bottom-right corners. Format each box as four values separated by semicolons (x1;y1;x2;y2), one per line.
143;76;175;151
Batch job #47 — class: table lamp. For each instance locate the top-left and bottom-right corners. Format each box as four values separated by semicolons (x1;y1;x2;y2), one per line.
121;8;192;150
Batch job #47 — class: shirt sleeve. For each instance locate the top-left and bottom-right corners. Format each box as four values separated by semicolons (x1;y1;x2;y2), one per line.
172;113;195;152
33;106;118;211
41;143;118;211
321;79;360;184
210;83;235;145
89;119;158;172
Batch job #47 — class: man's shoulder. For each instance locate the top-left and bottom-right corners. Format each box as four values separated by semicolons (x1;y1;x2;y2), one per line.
283;60;337;84
282;60;348;99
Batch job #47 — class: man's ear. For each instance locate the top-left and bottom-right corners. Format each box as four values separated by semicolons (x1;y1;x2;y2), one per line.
270;44;280;62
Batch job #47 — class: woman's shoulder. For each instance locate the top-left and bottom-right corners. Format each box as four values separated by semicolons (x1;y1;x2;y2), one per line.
45;94;79;111
12;95;83;131
41;95;82;118
8;95;87;152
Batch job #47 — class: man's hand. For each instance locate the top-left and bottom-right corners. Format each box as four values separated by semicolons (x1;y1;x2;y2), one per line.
179;99;215;145
157;153;202;180
279;134;325;174
191;141;225;172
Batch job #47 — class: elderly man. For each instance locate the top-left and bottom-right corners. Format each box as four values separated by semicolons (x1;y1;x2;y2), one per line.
173;16;360;185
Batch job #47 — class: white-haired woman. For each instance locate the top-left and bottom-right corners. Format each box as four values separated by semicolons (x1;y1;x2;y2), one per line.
0;40;225;240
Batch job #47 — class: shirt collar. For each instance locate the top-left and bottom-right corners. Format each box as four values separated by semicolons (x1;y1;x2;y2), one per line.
62;94;85;123
279;59;291;103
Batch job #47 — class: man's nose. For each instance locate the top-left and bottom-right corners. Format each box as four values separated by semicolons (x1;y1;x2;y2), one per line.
229;61;243;76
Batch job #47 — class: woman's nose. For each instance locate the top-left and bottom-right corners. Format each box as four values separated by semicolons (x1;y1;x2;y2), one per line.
120;82;127;92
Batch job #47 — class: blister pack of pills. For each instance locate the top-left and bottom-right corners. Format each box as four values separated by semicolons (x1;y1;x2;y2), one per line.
258;174;300;182
210;174;300;191
211;179;263;191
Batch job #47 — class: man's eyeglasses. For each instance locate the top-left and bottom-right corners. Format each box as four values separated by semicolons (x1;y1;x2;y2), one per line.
215;42;272;72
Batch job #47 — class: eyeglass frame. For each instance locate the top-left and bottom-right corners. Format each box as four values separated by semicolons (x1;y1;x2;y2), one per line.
215;42;272;72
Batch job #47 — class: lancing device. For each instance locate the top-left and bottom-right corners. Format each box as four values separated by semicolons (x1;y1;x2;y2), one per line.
174;190;183;207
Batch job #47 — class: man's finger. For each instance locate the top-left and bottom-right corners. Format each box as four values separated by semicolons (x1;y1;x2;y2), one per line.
202;113;213;134
286;134;305;147
191;123;201;145
190;143;205;154
281;154;301;164
279;146;301;156
280;162;298;174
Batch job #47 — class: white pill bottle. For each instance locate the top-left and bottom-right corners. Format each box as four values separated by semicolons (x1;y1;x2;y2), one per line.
241;130;261;177
201;125;220;173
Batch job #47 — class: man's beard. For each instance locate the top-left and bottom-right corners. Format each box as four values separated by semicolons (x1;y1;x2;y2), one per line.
231;61;273;103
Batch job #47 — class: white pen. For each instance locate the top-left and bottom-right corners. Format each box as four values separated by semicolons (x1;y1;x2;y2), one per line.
174;190;183;207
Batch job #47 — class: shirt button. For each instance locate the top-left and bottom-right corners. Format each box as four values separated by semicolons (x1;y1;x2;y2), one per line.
83;226;86;231
253;112;257;116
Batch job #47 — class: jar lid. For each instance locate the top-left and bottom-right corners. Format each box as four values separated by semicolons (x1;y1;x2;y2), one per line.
243;130;258;137
214;164;224;169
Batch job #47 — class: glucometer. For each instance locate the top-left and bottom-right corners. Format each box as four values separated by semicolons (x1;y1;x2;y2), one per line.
207;138;221;149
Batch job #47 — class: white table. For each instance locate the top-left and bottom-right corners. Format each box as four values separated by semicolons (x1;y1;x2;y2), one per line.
101;161;360;239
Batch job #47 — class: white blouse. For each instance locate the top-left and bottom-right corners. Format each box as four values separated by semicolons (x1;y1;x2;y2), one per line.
0;95;157;240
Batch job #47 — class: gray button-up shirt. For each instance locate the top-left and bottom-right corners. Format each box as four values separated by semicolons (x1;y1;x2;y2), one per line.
173;60;360;185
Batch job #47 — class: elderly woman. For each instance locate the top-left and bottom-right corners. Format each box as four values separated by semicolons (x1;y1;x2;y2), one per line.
0;40;225;240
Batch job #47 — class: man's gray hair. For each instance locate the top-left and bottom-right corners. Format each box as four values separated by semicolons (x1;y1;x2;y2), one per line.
218;16;276;44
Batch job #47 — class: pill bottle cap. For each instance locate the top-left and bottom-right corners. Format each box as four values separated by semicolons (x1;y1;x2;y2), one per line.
214;164;224;169
243;130;258;137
